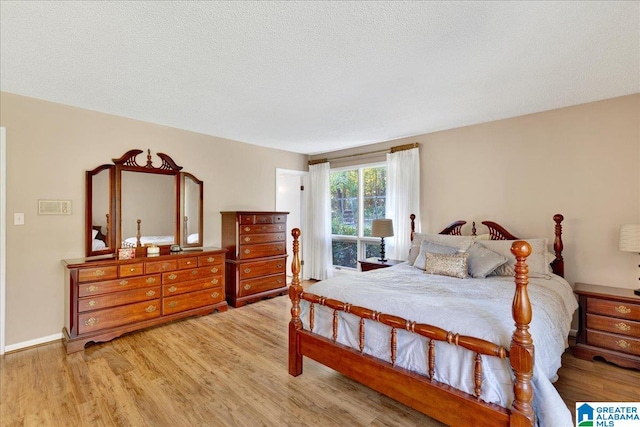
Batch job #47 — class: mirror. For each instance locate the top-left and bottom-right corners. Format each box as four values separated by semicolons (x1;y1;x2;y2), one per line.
86;164;114;256
181;173;203;248
86;149;204;256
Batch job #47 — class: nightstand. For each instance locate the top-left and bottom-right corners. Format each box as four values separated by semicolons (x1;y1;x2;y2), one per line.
358;258;403;272
574;283;640;370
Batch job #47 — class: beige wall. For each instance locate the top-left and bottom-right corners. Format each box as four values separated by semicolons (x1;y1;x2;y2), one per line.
313;94;640;290
0;92;307;347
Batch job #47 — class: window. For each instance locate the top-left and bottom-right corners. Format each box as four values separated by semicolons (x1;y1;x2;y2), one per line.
330;164;387;268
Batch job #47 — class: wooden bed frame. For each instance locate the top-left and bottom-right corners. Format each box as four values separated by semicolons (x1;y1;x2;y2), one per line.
288;214;565;427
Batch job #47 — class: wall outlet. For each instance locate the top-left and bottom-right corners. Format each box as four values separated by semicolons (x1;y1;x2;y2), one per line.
14;212;24;225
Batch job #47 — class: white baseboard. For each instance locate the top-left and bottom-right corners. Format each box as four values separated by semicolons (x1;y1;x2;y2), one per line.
4;332;63;353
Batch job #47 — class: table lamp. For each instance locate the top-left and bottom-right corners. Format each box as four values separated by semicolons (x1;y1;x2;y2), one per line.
372;219;394;262
618;224;640;296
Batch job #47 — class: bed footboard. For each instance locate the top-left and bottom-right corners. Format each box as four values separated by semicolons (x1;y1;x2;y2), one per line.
288;229;535;427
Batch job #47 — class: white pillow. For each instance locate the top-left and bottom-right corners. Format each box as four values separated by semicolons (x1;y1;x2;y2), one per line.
413;240;459;270
408;233;473;264
92;229;99;239
479;238;551;279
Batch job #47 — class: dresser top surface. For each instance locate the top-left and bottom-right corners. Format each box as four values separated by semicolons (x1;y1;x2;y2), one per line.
63;247;226;268
220;211;289;215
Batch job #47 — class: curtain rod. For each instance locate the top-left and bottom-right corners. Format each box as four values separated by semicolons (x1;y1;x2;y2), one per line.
308;142;419;165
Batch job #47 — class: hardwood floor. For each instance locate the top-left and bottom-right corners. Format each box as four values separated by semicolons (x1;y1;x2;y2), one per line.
1;294;639;427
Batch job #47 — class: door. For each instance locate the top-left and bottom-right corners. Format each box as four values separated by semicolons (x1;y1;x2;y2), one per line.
275;169;306;281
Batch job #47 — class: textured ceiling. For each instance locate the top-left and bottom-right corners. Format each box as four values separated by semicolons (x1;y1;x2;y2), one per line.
1;2;639;155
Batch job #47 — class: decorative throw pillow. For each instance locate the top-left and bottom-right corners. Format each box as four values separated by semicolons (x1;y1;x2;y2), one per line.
408;233;473;265
466;242;508;278
413;241;458;270
424;252;469;279
479;239;551;279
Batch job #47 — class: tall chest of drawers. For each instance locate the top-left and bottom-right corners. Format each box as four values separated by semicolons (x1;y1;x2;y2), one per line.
63;248;227;353
221;211;289;307
574;283;640;369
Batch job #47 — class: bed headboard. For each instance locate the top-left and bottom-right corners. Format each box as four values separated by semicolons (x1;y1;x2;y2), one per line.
409;214;565;277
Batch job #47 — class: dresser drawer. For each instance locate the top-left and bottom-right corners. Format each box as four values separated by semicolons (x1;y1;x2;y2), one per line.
239;258;286;280
119;263;144;277
586;314;640;338
177;257;198;270
239;233;285;245
587;329;640;356
163;275;223;296
239;274;286;297
198;254;225;266
162;287;225;315
238;243;286;260
145;260;178;274
78;286;161;313
239;214;274;225
78;299;161;334
239;224;286;235
78;266;118;283
587;297;640;321
162;265;221;283
78;275;161;297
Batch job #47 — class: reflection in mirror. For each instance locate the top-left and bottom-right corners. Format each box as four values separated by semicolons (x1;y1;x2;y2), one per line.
120;171;177;248
182;173;203;247
86;165;114;256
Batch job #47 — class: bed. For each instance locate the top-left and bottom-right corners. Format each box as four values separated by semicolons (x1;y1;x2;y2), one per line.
288;214;577;427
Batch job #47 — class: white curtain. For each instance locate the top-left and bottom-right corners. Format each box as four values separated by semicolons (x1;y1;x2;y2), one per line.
386;148;421;261
303;162;333;280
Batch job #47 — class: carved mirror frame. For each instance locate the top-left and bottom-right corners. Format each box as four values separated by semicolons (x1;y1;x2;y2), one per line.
86;149;204;257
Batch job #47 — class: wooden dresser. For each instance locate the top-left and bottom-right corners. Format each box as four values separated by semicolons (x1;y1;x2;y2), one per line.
63;248;227;353
574;283;640;369
221;211;288;307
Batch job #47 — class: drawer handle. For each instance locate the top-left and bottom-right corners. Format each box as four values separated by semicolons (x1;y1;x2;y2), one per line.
93;269;105;277
88;300;97;307
84;317;99;326
88;285;99;292
211;292;220;298
168;301;178;308
244;268;251;274
168;273;177;280
244;237;251;242
244;249;251;254
615;339;630;349
277;263;283;269
211;279;219;285
261;226;267;231
161;264;170;270
615;305;631;314
168;286;177;292
146;305;157;313
244;227;251;232
191;270;198;276
211;267;218;273
615;322;631;332
119;280;129;286
146;290;156;297
277;278;283;284
207;257;215;262
278;226;283;230
243;284;251;290
146;277;156;284
186;261;192;265
129;267;136;272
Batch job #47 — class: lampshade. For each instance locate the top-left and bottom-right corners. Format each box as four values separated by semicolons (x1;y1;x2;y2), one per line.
372;219;394;238
619;224;640;253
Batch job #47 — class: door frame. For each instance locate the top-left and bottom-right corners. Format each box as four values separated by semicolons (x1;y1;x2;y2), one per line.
1;127;6;354
275;168;307;279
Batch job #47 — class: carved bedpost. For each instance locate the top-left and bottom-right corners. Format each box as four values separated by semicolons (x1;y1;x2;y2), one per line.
289;228;303;376
410;214;416;241
136;219;142;247
552;214;564;278
509;241;535;427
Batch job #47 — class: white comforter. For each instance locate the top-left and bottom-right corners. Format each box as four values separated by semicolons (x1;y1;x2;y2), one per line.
301;263;578;427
